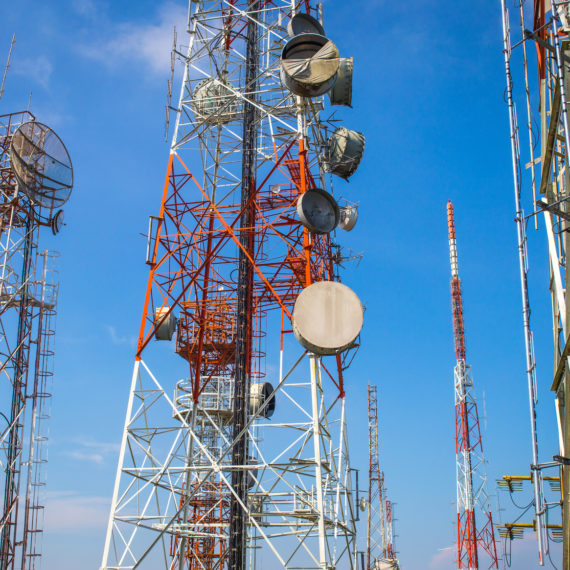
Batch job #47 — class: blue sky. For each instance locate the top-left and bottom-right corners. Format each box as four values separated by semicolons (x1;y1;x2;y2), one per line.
0;0;563;568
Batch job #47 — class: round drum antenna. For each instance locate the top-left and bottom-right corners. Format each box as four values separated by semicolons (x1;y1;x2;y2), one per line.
10;121;73;211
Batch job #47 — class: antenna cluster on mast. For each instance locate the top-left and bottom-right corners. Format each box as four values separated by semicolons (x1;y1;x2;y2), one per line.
0;109;74;569
100;2;368;569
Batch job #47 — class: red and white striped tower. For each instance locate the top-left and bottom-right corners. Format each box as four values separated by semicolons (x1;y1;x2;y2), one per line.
447;201;499;569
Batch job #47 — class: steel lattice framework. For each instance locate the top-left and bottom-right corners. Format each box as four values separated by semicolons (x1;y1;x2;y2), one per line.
447;202;498;569
367;384;386;569
385;499;396;562
366;385;399;570
499;0;570;565
0;111;62;570
100;2;360;569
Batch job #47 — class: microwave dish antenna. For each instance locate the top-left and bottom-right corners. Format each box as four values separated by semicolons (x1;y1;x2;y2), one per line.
192;78;238;125
328;57;353;107
292;280;363;355
324;126;365;179
50;209;65;235
338;204;358;231
10;121;73;210
296;187;339;234
287;13;325;37
280;33;339;97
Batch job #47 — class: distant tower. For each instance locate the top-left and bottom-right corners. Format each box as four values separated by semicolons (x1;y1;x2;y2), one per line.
446;201;498;569
367;384;399;569
367;384;386;569
385;499;397;561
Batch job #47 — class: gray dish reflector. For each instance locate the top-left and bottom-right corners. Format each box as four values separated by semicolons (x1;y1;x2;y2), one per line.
10;121;73;211
338;205;358;231
328;57;353;107
281;33;339;97
293;281;363;356
154;307;177;341
249;382;276;418
325;127;365;179
296;188;339;234
287;13;325;37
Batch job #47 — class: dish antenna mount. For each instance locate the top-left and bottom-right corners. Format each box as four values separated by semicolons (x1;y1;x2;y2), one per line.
10;121;73;211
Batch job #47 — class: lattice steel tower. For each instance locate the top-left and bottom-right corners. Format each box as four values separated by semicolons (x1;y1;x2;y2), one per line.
101;1;365;569
447;201;498;569
367;385;399;570
0;112;73;570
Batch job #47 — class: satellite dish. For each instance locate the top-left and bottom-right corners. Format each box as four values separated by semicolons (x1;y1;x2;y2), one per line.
359;497;367;511
249;382;276;418
10;121;73;211
324;127;365;180
338;205;358;231
281;33;339;97
297;188;339;234
50;209;65;235
292;281;363;355
192;78;237;125
287;13;325;37
328;57;353;107
154;306;177;341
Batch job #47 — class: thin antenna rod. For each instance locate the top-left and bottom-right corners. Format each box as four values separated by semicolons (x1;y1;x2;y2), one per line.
0;34;16;101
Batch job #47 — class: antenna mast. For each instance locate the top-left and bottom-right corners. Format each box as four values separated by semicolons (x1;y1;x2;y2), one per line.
367;384;400;569
447;201;499;569
367;384;386;569
0;35;15;100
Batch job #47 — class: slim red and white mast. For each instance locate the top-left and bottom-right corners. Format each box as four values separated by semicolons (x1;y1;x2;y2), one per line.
447;201;499;569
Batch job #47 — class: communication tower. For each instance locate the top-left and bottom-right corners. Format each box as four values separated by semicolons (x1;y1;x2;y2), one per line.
366;384;399;570
101;1;366;569
0;112;74;569
446;201;498;569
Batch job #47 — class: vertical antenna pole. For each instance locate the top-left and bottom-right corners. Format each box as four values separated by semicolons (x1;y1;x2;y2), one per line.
0;35;15;101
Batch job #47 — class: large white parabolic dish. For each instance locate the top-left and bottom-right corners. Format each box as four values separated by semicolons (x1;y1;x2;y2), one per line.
292;281;363;355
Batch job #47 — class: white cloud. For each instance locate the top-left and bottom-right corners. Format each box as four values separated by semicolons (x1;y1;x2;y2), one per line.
14;56;53;89
65;450;104;464
80;439;121;454
428;545;454;569
80;3;186;75
44;491;109;532
72;0;97;17
427;535;562;569
60;437;120;465
106;325;136;346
